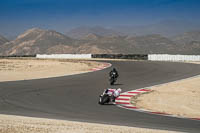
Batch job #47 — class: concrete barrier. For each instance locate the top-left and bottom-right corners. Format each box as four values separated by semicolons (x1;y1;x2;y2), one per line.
36;54;92;59
36;54;200;61
36;54;148;60
148;54;200;62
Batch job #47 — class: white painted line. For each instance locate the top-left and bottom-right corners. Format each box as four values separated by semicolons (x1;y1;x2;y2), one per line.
115;100;130;102
120;92;137;96
117;96;131;99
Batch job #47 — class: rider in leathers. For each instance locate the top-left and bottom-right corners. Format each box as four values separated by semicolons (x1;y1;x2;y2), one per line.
109;68;119;78
104;88;121;102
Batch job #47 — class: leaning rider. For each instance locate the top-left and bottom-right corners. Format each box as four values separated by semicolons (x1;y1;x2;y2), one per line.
104;88;122;102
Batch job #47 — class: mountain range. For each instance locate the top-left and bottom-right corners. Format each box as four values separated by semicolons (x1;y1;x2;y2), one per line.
0;27;200;55
65;20;200;38
66;26;124;39
0;28;112;55
112;20;200;37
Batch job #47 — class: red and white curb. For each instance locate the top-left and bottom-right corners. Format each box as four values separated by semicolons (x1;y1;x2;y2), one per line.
115;88;151;109
89;62;112;71
115;88;200;121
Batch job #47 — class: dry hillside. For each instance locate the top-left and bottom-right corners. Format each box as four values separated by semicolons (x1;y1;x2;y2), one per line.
0;28;200;55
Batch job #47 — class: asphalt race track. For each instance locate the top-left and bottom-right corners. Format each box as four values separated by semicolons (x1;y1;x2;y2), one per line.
0;61;200;132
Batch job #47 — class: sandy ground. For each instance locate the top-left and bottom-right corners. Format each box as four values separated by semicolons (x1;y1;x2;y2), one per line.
0;58;103;82
134;73;200;118
0;114;180;133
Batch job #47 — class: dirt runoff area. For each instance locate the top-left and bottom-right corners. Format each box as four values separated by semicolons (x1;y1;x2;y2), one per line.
0;58;103;82
134;73;200;118
0;114;180;133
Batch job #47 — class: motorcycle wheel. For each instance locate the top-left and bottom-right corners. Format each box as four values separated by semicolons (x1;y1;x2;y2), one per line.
99;95;109;105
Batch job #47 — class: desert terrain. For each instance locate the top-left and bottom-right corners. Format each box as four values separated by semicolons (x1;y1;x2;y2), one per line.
0;114;180;133
133;62;200;118
0;58;102;82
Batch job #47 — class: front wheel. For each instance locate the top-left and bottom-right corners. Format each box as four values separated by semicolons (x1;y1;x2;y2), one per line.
99;95;109;105
99;97;103;105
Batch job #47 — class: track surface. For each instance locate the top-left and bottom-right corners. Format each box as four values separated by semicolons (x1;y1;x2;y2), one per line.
0;61;200;132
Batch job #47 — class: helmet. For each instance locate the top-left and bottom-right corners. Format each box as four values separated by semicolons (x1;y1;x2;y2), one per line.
117;88;121;93
113;68;116;71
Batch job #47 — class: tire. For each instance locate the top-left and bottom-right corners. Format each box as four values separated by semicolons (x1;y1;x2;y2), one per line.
99;97;103;105
110;77;115;85
99;95;109;105
110;80;114;85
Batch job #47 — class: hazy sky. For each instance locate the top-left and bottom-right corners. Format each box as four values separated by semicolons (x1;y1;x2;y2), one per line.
0;0;200;37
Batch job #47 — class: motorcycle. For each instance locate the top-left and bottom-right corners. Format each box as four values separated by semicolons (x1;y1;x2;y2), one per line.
98;89;114;105
109;72;117;85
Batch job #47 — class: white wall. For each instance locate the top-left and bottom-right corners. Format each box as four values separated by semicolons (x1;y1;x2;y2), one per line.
36;54;92;59
148;54;200;62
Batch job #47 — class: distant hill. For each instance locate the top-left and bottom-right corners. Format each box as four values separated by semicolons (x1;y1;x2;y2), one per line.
1;27;200;55
113;20;200;37
0;28;112;55
81;33;102;41
0;28;75;55
172;31;200;54
173;31;200;44
66;26;124;39
125;34;178;54
76;34;180;54
0;35;9;45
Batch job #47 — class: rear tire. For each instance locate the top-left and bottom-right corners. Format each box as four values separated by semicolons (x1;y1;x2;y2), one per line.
110;77;115;85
